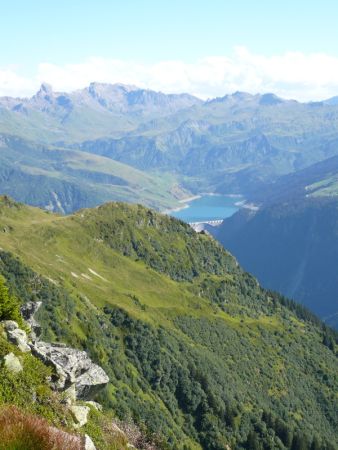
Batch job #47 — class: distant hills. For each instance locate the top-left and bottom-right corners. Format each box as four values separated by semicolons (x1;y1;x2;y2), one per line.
324;96;338;106
0;82;201;142
0;83;205;212
0;133;186;213
249;153;338;205
76;89;338;196
3;83;338;212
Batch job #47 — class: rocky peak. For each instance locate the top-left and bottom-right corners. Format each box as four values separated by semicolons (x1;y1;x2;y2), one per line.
35;83;53;98
29;83;55;109
232;91;254;101
259;93;284;106
87;82;137;101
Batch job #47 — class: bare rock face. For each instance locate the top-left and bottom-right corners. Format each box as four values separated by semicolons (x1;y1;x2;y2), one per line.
15;301;109;401
20;301;42;339
1;320;18;331
31;341;109;400
85;401;102;411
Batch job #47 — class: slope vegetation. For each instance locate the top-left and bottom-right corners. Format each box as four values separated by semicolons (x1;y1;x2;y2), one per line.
0;196;336;449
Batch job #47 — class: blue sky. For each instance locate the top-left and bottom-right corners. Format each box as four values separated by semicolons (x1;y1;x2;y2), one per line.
1;0;338;100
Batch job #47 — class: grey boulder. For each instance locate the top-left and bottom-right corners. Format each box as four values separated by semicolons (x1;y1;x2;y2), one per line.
85;434;97;450
70;404;90;428
3;352;23;373
2;320;31;352
31;341;109;399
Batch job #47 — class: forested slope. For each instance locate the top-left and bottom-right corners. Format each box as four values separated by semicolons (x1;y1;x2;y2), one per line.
0;196;336;449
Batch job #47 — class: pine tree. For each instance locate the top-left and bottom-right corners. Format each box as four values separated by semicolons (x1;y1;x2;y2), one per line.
310;435;322;450
291;432;309;450
0;275;22;324
246;431;261;450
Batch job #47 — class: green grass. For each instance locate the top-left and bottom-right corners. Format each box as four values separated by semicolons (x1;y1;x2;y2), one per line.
0;197;336;449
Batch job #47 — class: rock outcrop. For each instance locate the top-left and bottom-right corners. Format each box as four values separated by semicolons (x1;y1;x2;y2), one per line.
20;301;42;339
84;434;97;450
1;301;109;403
15;301;110;400
1;300;107;446
31;341;109;400
2;320;30;352
85;400;103;411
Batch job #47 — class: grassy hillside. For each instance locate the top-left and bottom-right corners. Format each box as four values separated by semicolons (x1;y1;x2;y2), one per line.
0;196;336;449
0;134;186;213
247;154;338;206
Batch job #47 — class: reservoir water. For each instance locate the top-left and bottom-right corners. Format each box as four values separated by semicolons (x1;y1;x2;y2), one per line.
170;194;241;223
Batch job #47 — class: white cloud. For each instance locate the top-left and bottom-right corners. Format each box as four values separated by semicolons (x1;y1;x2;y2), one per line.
2;47;338;101
0;68;36;97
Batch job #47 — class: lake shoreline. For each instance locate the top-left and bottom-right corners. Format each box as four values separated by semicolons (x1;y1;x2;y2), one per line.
162;194;202;214
178;195;201;203
163;193;259;220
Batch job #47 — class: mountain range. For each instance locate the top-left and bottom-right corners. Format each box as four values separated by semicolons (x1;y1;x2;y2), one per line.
2;83;338;214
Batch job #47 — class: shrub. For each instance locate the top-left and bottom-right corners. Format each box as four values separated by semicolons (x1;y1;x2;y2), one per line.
0;406;81;450
0;275;23;326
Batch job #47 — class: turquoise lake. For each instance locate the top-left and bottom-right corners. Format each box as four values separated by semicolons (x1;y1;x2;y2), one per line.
170;194;241;223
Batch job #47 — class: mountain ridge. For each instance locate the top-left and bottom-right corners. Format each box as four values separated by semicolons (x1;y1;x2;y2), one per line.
3;83;338;203
0;196;336;449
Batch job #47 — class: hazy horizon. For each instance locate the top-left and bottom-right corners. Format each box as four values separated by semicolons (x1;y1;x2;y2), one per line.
2;0;338;101
2;80;337;104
